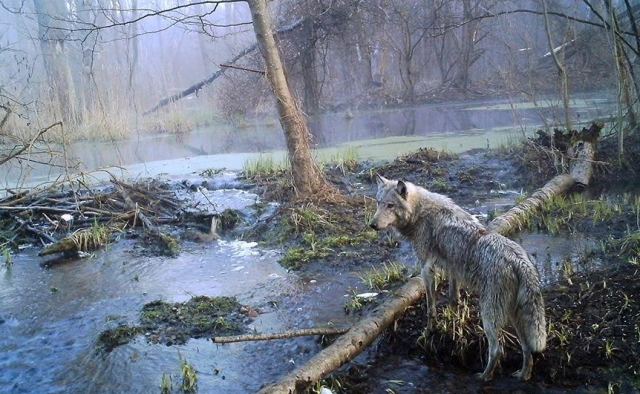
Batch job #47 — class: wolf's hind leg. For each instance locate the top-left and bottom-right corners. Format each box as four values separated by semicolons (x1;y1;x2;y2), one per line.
420;264;437;329
476;318;502;382
447;277;459;306
512;326;533;381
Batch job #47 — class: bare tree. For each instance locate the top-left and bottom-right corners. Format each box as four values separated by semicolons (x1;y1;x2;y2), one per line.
247;0;332;197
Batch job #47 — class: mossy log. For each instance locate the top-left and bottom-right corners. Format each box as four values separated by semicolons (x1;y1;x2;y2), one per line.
39;237;79;256
488;123;600;235
259;125;600;394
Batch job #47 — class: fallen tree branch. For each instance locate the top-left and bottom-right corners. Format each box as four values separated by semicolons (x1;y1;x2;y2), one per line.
213;327;349;344
260;124;601;393
143;18;305;115
14;217;56;244
259;278;426;394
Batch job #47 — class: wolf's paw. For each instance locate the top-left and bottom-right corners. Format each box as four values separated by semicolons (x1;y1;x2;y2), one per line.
475;372;493;382
511;369;531;381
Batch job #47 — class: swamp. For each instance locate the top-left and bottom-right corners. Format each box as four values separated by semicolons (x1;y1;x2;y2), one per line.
1;1;639;393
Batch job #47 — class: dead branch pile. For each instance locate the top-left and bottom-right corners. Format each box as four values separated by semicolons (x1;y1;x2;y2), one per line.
0;178;182;257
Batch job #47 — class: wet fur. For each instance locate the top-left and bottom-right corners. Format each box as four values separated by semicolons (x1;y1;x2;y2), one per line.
370;175;547;381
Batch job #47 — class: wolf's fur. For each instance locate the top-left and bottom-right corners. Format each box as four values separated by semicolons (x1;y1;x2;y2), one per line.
370;175;547;381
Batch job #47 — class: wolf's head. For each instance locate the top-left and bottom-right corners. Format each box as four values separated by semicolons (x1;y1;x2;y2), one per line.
369;174;415;231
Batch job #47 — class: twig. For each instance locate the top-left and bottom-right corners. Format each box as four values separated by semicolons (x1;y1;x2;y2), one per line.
0;122;62;166
219;63;266;75
213;327;349;344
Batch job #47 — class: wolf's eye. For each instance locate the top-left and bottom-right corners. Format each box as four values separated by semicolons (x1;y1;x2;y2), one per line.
386;203;395;209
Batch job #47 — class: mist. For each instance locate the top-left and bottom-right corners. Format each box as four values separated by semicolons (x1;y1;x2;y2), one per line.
2;1;640;393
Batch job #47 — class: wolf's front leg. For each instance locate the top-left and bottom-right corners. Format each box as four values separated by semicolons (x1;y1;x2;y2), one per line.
420;263;437;330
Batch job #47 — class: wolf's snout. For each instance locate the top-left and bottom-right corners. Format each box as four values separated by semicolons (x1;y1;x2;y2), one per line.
369;221;378;230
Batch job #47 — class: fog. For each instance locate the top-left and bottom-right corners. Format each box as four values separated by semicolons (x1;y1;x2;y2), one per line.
0;0;633;187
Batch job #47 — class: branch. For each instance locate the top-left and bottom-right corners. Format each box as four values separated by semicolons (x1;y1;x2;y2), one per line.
143;17;305;114
219;63;265;75
213;327;349;344
0;122;62;166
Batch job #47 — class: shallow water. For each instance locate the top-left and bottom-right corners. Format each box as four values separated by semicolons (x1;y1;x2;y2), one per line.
0;183;369;393
1;94;615;189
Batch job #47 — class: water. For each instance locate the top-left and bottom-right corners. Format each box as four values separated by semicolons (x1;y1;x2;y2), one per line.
0;95;616;392
1;95;615;189
0;184;369;393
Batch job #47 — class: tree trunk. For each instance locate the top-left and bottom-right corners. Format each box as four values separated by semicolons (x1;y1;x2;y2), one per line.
34;0;80;125
260;130;599;393
453;0;475;93
300;17;320;115
247;0;332;198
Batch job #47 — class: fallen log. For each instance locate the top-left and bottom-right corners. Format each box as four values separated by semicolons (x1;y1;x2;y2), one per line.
213;327;349;344
488;122;600;235
259;124;601;394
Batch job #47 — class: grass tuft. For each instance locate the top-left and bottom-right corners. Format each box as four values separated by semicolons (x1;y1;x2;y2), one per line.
180;359;198;393
243;155;288;179
360;261;407;290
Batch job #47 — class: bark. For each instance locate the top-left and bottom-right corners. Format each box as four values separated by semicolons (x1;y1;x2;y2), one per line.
260;136;599;393
453;0;476;92
258;277;425;394
247;0;331;197
213;327;348;344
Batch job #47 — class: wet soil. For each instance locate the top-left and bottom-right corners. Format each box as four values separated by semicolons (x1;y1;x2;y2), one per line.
243;143;640;393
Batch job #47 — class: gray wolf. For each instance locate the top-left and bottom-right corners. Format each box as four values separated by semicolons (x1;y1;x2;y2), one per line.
369;174;546;381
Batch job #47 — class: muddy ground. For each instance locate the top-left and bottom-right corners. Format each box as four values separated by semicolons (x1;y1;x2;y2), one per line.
241;135;640;393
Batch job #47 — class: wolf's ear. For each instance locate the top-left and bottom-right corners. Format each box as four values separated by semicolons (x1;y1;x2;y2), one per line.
375;173;389;188
396;180;408;199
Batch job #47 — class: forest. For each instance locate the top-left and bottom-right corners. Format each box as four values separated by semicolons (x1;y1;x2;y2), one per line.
1;1;639;393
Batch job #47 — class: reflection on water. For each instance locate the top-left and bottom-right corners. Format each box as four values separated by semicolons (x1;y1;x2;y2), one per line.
1;95;615;189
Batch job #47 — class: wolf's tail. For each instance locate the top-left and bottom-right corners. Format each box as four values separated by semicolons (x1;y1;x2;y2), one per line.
515;259;547;353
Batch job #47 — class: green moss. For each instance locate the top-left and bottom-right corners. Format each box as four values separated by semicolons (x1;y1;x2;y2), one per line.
159;233;181;257
280;247;330;270
99;296;246;351
218;209;243;231
98;325;143;352
431;178;453;193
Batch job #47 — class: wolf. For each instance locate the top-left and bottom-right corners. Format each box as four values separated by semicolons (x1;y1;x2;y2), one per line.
369;174;546;381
